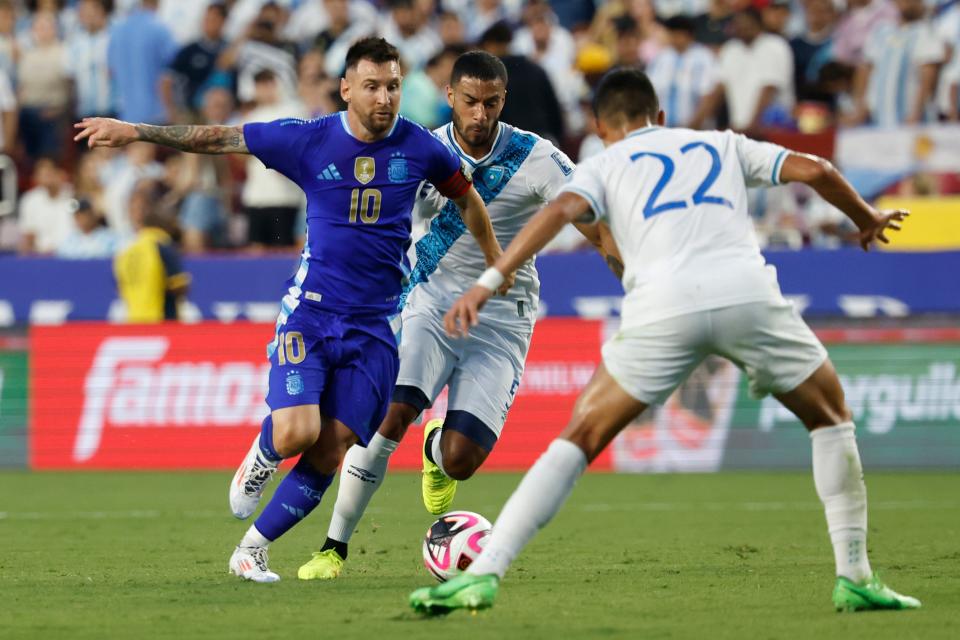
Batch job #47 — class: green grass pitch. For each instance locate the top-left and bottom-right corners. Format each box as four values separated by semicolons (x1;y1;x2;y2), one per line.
2;471;958;639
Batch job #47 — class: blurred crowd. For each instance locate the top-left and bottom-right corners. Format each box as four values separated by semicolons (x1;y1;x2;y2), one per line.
0;0;958;258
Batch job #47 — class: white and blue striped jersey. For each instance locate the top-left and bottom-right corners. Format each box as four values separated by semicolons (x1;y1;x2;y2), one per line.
935;4;960;116
646;44;718;128
864;19;946;126
561;127;790;330
404;122;575;330
64;28;114;118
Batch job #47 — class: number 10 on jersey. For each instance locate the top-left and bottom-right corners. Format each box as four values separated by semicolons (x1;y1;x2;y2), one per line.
349;188;381;224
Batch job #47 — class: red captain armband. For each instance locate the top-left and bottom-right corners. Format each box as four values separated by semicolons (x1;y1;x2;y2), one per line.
434;164;473;200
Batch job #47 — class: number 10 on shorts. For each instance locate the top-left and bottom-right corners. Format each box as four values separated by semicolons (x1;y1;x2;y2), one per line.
277;331;306;365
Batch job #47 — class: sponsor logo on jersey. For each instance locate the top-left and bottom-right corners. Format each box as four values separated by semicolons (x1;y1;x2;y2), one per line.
482;165;505;189
550;151;573;176
354;157;375;184
388;152;408;183
316;163;342;181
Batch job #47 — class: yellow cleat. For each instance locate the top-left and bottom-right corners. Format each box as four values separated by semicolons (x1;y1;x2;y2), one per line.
422;418;457;515
297;549;345;580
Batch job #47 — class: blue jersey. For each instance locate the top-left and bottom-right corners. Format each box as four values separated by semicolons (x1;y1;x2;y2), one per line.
244;112;470;317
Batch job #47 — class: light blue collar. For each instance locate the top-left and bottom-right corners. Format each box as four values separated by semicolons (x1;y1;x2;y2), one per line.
626;125;662;139
339;111;399;142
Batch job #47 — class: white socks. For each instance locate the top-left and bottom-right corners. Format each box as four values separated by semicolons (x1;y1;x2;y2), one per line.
241;525;271;548
810;422;872;583
326;432;399;543
468;439;587;579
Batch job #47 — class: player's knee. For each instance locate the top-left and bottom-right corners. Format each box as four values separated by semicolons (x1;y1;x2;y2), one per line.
439;438;486;480
441;454;480;481
272;414;321;456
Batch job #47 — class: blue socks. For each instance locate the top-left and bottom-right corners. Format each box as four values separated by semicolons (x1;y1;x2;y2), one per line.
258;415;283;463
254;457;333;541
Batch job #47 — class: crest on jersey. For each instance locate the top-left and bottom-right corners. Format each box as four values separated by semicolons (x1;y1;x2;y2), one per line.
388;152;408;183
354;157;375;184
286;371;304;396
482;165;506;189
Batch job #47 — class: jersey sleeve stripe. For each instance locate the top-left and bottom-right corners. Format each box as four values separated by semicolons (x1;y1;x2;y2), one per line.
771;149;788;185
563;186;605;222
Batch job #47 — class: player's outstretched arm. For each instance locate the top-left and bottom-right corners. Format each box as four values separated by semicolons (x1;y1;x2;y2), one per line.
574;221;624;281
444;191;590;337
73;117;249;154
451;185;513;294
780;153;907;251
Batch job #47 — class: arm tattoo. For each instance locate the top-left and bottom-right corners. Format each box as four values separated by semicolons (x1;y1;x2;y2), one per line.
605;255;625;281
134;124;247;154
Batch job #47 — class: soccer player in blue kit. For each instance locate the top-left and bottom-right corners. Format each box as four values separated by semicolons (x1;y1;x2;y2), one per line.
74;37;508;583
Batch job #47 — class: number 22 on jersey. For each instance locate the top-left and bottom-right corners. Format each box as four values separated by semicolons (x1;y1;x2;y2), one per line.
632;142;733;219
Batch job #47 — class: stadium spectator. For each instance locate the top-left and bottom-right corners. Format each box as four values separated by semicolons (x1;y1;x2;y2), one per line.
17;11;69;160
102;142;165;238
647;15;718;129
790;0;837;106
400;45;462;129
479;21;564;144
436;10;466;47
285;0;378;46
693;0;735;50
514;0;586;135
311;0;377;77
114;180;190;322
846;0;946;126
298;49;339;117
710;7;795;132
175;86;235;252
0;0;17;80
108;0;179;124
240;69;306;249
380;0;442;71
831;0;897;67
513;0;576;82
550;0;598;30
17;156;74;254
56;196;118;258
462;0;510;43
164;2;228;120
760;0;792;36
0;67;15;157
65;0;114;121
626;0;666;64
611;14;643;67
157;0;215;46
935;1;960;120
219;4;299;104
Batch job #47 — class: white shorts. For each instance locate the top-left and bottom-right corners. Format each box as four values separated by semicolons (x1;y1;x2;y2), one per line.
603;301;828;405
393;305;531;450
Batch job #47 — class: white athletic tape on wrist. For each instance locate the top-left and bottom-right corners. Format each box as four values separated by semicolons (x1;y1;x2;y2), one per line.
477;267;505;292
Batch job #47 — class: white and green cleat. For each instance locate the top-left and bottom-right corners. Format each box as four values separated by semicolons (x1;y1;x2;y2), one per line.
421;418;457;515
297;549;345;580
832;575;921;612
409;573;499;616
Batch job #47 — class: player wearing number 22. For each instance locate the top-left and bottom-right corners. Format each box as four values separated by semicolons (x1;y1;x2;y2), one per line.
74;37;505;583
410;68;919;614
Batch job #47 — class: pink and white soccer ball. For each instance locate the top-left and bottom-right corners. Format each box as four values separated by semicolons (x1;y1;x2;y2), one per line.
422;510;492;582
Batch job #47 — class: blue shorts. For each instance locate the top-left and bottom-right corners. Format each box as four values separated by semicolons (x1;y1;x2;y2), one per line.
266;304;400;445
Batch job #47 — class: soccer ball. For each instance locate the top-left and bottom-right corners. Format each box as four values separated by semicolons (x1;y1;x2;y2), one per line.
422;510;492;582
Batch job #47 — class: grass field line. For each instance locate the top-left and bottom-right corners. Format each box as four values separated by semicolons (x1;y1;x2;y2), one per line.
2;499;957;521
